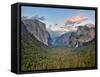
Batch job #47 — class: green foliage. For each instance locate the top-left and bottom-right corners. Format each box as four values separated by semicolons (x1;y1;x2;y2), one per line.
21;31;49;71
43;43;95;69
21;31;96;71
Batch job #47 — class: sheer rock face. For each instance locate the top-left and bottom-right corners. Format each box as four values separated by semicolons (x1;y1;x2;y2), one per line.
22;19;49;46
69;25;95;47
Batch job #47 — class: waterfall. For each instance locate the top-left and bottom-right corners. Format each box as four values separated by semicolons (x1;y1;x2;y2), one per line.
75;41;79;48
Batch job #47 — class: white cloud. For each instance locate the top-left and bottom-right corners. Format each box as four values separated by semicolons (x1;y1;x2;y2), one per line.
47;24;78;32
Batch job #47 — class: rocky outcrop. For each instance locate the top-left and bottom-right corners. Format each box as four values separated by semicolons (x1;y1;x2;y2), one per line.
22;19;49;46
69;25;95;47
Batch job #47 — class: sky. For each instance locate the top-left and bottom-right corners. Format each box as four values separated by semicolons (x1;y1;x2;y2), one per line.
21;6;95;33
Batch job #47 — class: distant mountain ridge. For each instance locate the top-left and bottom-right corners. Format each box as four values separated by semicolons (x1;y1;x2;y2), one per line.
53;31;73;47
21;18;95;48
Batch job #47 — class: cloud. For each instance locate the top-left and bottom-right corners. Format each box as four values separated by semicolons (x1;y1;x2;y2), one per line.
22;15;45;21
60;26;78;31
48;25;77;32
65;15;88;25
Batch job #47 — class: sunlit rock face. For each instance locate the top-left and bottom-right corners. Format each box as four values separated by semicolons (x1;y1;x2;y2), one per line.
22;19;49;46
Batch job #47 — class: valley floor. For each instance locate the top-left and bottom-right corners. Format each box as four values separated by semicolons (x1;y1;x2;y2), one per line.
21;43;96;71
